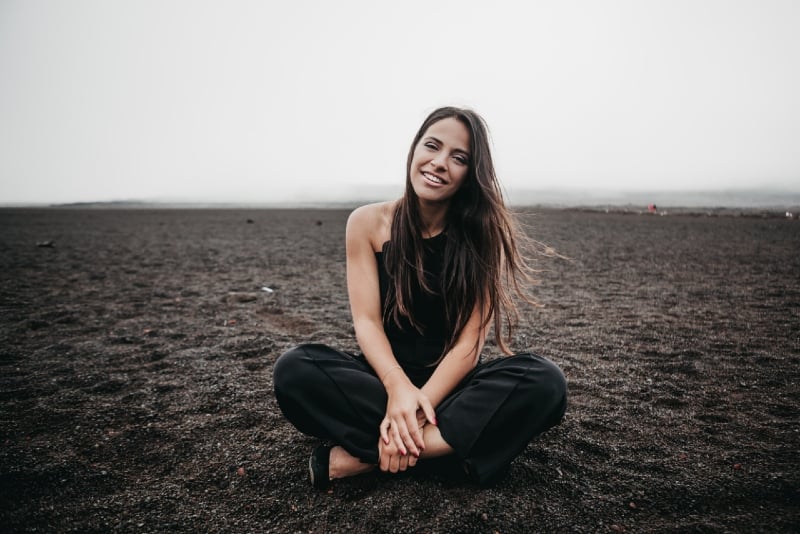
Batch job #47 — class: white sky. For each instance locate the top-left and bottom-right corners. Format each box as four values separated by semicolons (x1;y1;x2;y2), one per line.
1;0;798;204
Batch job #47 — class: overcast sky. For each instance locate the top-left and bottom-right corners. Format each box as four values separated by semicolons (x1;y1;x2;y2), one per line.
1;0;798;205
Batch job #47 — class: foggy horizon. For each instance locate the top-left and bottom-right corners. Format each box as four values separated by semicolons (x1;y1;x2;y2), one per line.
4;185;800;210
1;1;798;205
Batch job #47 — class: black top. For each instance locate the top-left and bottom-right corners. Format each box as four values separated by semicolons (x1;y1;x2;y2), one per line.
375;232;448;386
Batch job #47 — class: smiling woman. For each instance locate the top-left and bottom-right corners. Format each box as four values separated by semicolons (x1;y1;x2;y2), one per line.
273;106;567;489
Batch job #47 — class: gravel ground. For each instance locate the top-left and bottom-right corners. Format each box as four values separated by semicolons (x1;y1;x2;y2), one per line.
1;207;798;533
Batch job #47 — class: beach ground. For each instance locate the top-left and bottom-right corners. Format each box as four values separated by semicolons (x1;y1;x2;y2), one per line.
1;207;798;533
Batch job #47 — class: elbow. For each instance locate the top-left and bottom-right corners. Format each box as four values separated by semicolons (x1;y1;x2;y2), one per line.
470;344;482;367
460;339;483;368
352;317;383;344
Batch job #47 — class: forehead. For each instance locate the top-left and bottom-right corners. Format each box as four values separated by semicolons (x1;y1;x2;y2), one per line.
422;117;471;152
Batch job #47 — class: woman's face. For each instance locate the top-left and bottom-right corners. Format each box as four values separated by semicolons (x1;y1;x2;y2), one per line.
409;117;471;205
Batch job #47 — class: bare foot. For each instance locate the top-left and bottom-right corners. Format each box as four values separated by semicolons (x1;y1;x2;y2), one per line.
328;445;375;480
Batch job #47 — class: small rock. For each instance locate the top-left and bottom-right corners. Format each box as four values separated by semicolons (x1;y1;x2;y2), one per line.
237;467;245;477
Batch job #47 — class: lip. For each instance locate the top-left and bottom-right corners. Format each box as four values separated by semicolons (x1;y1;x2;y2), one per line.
421;171;447;186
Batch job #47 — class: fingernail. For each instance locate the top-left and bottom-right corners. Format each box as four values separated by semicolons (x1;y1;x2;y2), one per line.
384;437;389;445
400;449;406;456
433;418;438;425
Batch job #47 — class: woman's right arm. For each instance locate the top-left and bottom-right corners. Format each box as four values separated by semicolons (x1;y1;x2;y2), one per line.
345;205;435;457
345;205;399;386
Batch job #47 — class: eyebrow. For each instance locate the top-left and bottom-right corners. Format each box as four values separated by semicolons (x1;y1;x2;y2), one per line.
424;136;470;156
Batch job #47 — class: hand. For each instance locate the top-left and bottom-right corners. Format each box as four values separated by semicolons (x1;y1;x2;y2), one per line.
379;376;436;458
378;435;418;473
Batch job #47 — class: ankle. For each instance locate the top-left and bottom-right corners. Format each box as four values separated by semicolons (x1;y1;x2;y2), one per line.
328;446;374;480
419;424;454;459
328;446;344;479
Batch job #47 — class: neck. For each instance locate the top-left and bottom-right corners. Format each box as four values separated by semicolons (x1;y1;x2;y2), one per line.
417;198;450;238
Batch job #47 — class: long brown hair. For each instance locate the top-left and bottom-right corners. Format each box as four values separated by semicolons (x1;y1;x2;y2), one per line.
383;106;536;360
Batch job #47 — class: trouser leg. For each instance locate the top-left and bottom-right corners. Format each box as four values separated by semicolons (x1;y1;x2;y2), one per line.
273;343;386;464
436;352;567;485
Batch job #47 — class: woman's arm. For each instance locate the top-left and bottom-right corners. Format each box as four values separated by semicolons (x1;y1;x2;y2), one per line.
421;301;488;409
345;205;435;458
345;205;398;382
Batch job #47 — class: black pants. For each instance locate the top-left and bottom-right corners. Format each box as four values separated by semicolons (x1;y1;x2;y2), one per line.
273;343;567;484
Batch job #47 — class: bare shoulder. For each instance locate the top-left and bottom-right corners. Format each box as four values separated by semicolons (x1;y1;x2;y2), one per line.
347;200;396;252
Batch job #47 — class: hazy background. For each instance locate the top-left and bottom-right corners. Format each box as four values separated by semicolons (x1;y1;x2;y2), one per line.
1;0;798;206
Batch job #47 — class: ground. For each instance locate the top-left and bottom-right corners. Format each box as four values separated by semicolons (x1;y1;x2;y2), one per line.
1;207;798;533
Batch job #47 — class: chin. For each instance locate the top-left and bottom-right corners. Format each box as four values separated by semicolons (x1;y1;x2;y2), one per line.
411;185;452;204
410;177;453;202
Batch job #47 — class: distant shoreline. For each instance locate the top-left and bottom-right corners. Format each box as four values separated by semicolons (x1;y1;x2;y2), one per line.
0;203;797;220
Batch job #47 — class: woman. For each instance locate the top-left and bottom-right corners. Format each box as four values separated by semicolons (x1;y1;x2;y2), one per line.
273;106;567;488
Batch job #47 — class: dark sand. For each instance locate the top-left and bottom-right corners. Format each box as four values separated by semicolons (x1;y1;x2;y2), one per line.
1;208;798;533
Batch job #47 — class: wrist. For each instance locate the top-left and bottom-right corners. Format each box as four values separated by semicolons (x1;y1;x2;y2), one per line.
382;368;410;390
380;364;403;385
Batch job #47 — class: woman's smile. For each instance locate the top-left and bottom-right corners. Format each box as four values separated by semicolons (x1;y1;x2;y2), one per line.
421;171;446;186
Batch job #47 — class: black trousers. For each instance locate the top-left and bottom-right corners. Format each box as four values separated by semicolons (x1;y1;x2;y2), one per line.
273;343;567;484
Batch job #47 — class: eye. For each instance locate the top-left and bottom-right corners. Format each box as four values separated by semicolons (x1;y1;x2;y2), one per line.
424;142;438;150
453;154;469;165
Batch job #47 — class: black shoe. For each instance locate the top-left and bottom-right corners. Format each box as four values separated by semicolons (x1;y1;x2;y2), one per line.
309;445;332;490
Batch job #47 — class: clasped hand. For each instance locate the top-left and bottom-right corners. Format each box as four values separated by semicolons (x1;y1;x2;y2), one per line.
378;379;436;472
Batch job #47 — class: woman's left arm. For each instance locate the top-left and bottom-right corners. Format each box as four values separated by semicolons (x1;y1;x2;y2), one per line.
421;301;488;409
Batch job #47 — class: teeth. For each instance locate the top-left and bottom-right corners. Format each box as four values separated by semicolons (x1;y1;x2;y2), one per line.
423;172;444;184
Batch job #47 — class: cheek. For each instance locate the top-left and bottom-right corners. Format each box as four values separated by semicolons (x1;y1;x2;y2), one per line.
452;168;469;188
411;145;427;164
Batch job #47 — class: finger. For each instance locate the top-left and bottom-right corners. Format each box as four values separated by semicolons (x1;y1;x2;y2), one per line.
379;418;390;445
377;438;386;471
378;441;392;472
407;453;418;468
398;454;409;472
390;420;407;455
380;452;390;472
405;413;424;453
420;397;437;426
396;419;419;457
390;452;400;473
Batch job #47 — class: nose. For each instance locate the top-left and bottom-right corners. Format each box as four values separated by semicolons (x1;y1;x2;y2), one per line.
430;154;445;169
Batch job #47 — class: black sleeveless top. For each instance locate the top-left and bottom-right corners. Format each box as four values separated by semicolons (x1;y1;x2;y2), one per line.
375;232;448;386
